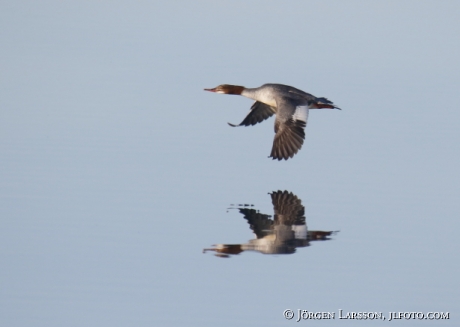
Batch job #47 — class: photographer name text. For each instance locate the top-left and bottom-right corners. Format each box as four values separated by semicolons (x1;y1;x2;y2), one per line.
283;309;449;322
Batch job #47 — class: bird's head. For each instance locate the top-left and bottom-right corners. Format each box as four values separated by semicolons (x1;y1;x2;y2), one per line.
204;84;245;95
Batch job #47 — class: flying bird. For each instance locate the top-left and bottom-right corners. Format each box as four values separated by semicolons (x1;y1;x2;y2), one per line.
203;190;338;257
204;83;340;160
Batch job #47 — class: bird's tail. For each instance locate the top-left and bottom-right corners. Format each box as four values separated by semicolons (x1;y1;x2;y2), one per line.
316;97;341;110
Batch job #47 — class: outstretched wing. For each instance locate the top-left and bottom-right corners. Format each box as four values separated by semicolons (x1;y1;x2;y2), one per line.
228;101;276;127
270;190;306;225
270;101;308;160
237;208;274;239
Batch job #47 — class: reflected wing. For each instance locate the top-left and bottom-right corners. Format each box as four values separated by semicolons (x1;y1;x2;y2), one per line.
270;191;305;225
270;102;308;160
238;208;274;239
228;101;276;127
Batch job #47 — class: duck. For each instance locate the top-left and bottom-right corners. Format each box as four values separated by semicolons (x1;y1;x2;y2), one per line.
204;83;340;160
203;190;338;257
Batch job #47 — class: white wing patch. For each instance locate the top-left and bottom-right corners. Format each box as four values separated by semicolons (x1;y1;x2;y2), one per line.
292;105;309;123
292;225;307;240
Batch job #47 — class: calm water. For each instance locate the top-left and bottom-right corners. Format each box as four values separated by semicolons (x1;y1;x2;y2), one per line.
1;2;459;326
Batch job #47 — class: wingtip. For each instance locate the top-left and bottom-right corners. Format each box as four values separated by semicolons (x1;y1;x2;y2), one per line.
269;155;288;161
227;122;238;127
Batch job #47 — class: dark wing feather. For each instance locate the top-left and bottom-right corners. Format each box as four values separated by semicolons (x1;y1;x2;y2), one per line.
270;191;306;225
228;101;276;127
270;118;306;160
269;99;308;160
237;208;274;239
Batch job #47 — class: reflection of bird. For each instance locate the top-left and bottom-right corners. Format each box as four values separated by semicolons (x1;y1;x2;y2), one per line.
204;84;340;160
203;191;337;257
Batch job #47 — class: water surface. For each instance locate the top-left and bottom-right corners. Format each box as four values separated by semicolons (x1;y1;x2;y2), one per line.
1;2;459;326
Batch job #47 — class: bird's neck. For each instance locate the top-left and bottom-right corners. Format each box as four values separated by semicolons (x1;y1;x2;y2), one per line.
241;87;277;107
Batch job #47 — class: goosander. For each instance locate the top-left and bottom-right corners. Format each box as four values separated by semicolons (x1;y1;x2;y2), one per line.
204;83;340;160
203;190;338;257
